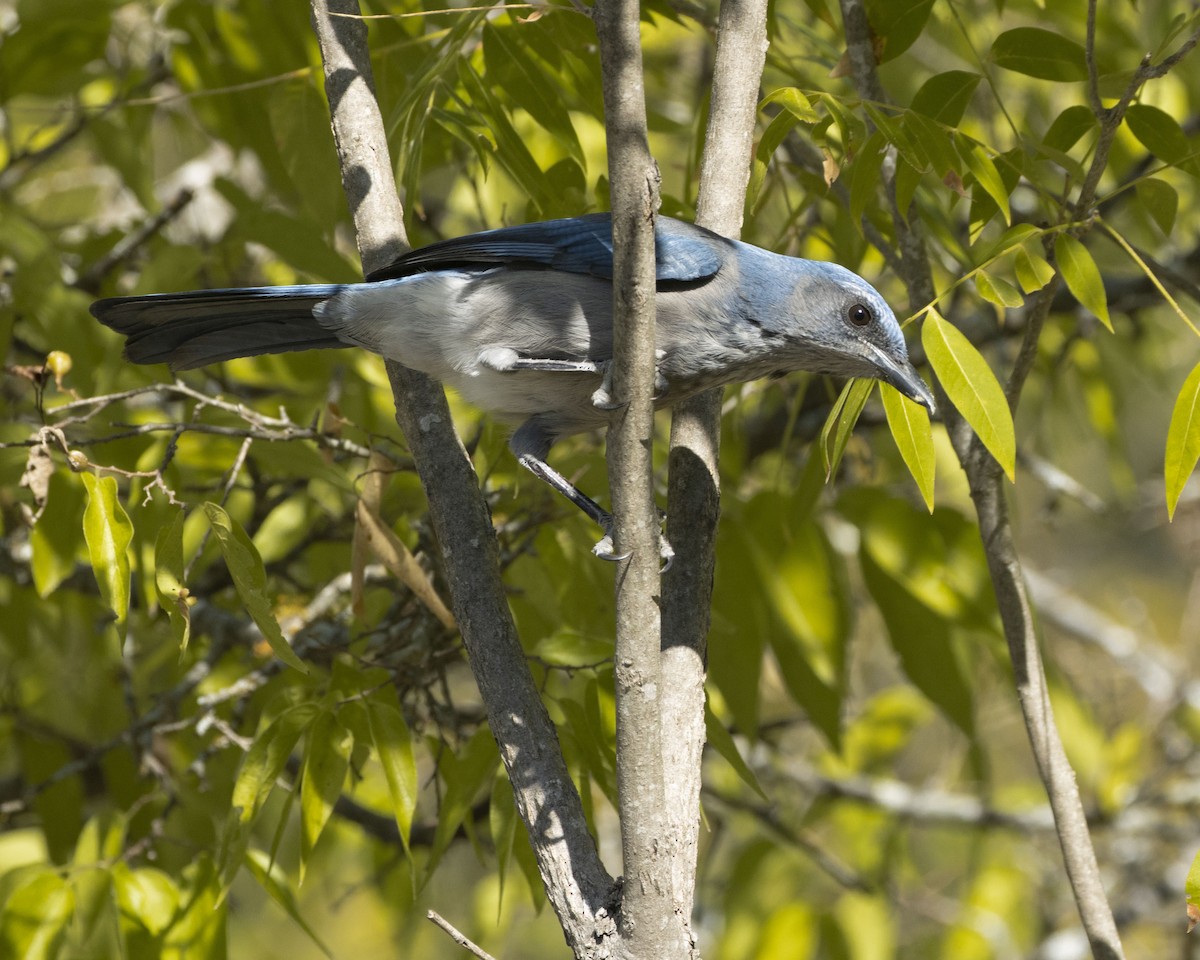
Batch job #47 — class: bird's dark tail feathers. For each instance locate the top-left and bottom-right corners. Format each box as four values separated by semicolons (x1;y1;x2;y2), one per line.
90;284;348;370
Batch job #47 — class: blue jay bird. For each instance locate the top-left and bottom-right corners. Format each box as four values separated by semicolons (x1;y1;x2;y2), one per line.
92;214;935;558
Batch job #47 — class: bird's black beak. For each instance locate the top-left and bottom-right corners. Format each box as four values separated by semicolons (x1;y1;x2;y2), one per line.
864;344;937;414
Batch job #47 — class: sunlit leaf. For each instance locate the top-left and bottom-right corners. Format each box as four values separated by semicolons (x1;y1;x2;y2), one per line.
299;710;353;884
821;378;874;479
0;870;74;960
232;702;321;822
1014;247;1055;293
881;383;935;511
922;310;1016;481
958;138;1011;224
112;863;179;937
1165;360;1200;520
154;509;190;653
366;700;418;855
1055;233;1113;331
203;502;307;673
81;473;133;627
1126;104;1192;167
761;87;820;122
427;727;500;878
975;270;1023;308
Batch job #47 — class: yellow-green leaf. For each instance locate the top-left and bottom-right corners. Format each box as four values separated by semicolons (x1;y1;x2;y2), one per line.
820;379;874;479
1055;233;1112;331
881;383;936;510
203;502;307;673
154;510;190;654
365;700;418;855
975;270;1024;308
299;710;352;884
922;310;1016;481
1015;247;1055;293
80;473;133;626
959;140;1011;224
0;870;74;960
1165;360;1200;520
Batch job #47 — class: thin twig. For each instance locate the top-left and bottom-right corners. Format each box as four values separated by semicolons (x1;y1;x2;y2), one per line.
426;911;500;960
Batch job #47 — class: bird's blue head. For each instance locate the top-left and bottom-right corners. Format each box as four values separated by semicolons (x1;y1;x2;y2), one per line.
775;260;936;413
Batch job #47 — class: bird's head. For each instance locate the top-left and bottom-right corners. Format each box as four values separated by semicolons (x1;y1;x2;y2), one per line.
774;261;936;413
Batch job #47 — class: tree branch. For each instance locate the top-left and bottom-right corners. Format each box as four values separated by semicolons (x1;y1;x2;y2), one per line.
593;0;678;954
661;0;768;928
308;3;615;954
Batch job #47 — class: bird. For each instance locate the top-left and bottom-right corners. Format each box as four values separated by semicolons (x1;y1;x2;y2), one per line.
91;213;935;559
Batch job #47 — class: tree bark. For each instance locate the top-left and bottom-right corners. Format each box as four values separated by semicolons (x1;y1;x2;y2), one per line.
309;4;616;956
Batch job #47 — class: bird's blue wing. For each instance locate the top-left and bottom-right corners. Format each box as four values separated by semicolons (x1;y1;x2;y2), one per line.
366;214;729;283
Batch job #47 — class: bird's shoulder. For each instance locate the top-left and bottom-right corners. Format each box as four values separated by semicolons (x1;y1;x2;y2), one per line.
364;214;733;285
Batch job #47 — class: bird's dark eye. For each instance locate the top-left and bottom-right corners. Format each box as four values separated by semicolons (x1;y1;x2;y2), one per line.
847;302;873;326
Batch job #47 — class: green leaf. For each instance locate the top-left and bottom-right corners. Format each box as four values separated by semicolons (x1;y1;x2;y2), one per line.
748;108;804;213
81;473;133;626
1054;234;1113;331
483;23;585;167
490;770;518;916
427;726;500;878
203;502;307;673
154;509;190;653
1165;361;1200;520
232;702;321;822
0;869;74;960
990;27;1087;82
244;849;334;958
365;700;418;855
299;710;353;884
1186;845;1200;908
881;383;935;511
30;469;84;598
958;138;1011;224
112;863;179;937
1043;104;1098;153
974;270;1024;308
910;70;981;125
704;703;767;799
821;379;874;479
859;532;975;736
1136;177;1179;235
849;130;888;229
1125;104;1193;167
761;87;820;123
865;0;935;61
1014;247;1056;293
162;857;226;960
922;310;1016;481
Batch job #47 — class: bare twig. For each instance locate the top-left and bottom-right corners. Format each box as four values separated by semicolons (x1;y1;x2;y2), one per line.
426;911;500;960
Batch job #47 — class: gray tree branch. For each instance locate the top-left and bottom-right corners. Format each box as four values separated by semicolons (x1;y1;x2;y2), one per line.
662;0;769;927
592;0;681;955
308;4;616;955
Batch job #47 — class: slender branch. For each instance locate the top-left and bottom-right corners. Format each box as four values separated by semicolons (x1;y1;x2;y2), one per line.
593;0;677;955
308;3;615;955
426;911;500;960
661;0;769;929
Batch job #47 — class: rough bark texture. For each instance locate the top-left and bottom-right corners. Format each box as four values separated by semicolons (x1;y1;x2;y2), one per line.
593;0;679;955
309;4;617;956
661;0;769;922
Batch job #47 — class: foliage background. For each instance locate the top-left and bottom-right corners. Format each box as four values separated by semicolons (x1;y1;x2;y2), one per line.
2;0;1200;957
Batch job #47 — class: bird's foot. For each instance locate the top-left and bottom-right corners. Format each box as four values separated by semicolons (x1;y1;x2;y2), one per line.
591;515;674;571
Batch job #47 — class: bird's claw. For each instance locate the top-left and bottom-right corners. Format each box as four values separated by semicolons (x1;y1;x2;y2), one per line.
591;526;674;570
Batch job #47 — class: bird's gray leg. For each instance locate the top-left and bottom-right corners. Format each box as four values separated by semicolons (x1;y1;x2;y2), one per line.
510;418;672;566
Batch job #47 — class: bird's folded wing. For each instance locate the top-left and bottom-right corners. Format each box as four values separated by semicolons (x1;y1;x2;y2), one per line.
365;214;728;284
